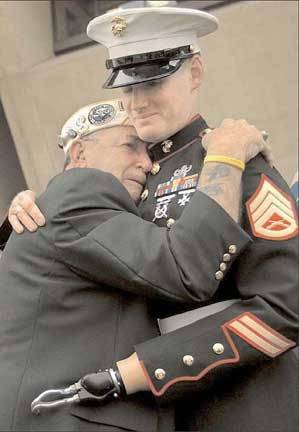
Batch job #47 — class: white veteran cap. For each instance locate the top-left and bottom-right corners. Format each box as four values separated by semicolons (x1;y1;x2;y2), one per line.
86;6;218;89
58;99;131;154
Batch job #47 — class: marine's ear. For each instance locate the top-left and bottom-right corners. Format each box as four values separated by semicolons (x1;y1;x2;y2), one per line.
189;54;204;91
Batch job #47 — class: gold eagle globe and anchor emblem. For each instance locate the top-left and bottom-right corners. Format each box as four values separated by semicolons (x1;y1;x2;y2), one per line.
111;16;127;37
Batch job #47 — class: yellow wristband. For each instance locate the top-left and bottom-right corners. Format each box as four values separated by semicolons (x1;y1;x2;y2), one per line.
204;155;245;171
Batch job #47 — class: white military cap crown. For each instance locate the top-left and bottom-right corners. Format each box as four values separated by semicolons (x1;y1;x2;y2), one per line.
58;99;130;154
87;6;218;88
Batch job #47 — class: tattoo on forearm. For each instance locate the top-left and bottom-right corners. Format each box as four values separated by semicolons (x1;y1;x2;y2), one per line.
205;164;231;182
197;164;230;198
198;183;224;197
197;162;242;222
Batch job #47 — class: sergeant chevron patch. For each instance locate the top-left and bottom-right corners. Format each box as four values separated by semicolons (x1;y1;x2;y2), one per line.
226;312;296;357
246;174;298;240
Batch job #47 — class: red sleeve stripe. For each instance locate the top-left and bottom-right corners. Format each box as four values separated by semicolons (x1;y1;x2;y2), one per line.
239;314;292;348
226;312;296;358
141;312;296;397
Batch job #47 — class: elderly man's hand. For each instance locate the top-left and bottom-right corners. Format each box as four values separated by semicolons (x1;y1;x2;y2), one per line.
8;190;45;234
202;119;274;166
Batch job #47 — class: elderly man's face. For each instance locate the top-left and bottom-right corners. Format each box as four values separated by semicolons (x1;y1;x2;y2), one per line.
121;58;201;143
78;126;152;203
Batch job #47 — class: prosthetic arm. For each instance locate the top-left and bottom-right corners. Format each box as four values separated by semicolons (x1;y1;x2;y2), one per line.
31;368;126;415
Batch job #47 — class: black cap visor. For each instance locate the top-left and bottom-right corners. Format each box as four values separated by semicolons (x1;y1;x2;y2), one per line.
103;58;185;89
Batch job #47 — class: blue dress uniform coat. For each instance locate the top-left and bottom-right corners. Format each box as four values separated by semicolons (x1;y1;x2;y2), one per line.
133;116;298;432
0;166;250;431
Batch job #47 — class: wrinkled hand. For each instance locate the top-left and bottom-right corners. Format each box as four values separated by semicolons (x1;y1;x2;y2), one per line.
202;119;274;166
8;190;45;234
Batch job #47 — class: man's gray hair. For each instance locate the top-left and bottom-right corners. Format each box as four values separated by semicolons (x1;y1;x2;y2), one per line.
63;152;71;171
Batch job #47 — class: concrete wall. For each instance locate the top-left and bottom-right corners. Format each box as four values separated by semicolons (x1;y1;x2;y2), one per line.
199;0;298;184
0;0;53;75
0;0;53;217
0;0;298;197
0;102;26;221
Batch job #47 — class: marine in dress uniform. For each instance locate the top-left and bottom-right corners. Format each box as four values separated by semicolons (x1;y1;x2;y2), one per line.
86;6;298;432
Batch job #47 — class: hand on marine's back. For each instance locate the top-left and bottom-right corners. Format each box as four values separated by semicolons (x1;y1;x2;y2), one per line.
8;190;45;234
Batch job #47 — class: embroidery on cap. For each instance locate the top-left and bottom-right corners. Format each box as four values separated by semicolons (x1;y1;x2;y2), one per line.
88;104;116;125
246;174;298;240
111;16;127;37
75;115;89;134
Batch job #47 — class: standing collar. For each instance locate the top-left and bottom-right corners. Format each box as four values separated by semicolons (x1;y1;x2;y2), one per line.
149;115;209;163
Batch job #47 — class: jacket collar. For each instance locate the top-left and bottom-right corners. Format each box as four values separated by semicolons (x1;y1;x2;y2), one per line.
149;115;209;163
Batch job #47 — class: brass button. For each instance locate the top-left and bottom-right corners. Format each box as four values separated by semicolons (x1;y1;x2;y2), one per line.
199;128;212;138
161;139;173;153
228;245;237;254
183;355;194;366
155;368;166;380
151;162;160;175
219;262;227;272
166;218;175;229
223;253;231;262
213;343;225;355
215;270;224;281
140;189;149;201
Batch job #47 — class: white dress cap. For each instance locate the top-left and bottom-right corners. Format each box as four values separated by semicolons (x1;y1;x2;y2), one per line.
86;7;218;88
87;6;218;58
58;99;131;154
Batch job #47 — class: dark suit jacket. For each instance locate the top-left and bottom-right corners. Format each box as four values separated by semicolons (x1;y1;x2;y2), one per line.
0;168;250;431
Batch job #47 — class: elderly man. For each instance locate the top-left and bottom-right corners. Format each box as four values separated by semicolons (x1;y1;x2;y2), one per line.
1;98;265;431
5;6;298;432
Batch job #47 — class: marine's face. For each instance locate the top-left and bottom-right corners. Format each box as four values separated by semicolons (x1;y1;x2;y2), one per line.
83;126;152;202
121;62;195;143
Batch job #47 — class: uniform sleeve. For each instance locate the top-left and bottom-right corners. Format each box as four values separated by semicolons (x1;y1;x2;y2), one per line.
135;157;298;398
52;168;251;304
